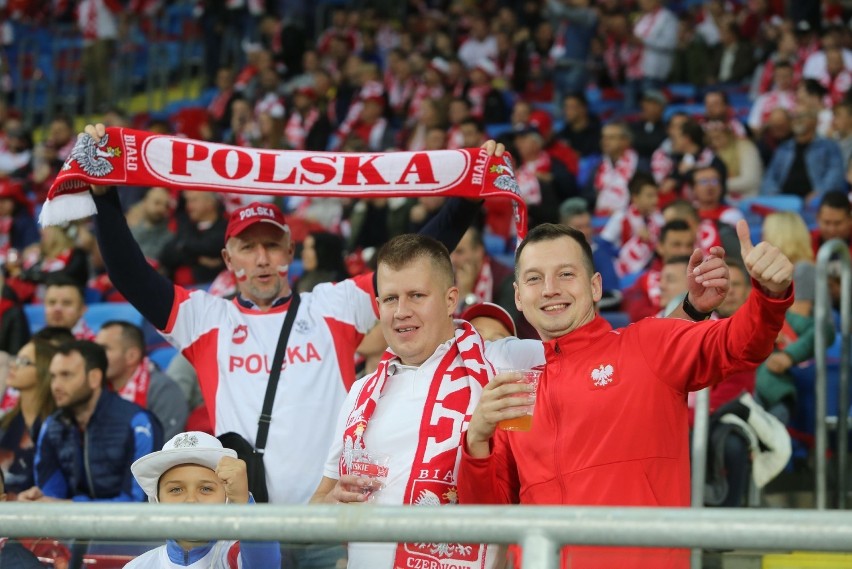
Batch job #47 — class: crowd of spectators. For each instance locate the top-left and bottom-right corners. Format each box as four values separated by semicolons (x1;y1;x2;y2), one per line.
0;0;851;564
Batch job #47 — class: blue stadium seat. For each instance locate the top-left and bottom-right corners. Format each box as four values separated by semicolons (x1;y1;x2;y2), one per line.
23;304;45;334
485;123;514;138
84;303;145;334
483;231;509;256
665;83;697;102
289;259;304;284
739;195;804;216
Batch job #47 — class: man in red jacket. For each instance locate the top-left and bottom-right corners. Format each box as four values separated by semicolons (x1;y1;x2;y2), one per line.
458;220;794;569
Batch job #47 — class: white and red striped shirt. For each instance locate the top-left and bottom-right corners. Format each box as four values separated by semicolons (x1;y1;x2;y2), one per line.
747;90;796;131
161;276;378;505
76;0;121;42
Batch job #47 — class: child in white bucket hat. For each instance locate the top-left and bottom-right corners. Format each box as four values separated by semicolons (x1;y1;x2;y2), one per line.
124;432;281;568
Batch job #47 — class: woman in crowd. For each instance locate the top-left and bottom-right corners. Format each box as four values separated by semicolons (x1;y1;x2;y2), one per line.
0;338;59;500
295;231;350;294
705;120;763;203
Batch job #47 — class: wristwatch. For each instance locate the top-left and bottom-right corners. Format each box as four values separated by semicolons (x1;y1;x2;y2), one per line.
682;295;712;321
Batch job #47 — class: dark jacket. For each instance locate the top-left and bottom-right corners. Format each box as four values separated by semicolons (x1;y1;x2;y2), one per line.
0;285;30;353
34;390;162;502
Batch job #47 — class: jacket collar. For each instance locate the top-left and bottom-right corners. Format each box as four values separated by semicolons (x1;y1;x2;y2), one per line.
165;540;215;565
543;315;613;359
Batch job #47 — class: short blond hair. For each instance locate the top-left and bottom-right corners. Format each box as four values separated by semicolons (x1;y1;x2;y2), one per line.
762;211;813;264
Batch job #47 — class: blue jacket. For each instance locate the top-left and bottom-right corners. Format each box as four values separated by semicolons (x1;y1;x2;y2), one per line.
760;136;845;200
34;390;161;502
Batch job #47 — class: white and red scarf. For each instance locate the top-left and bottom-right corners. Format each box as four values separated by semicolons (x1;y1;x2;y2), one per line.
284;108;320;150
594;149;638;216
615;205;664;277
114;358;152;408
340;321;494;569
40;128;528;239
0;216;11;263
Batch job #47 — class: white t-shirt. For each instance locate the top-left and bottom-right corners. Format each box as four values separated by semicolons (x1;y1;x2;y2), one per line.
163;274;378;505
323;333;543;569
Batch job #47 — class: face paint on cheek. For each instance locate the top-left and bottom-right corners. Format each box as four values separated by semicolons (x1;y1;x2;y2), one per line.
235;268;248;282
277;265;289;277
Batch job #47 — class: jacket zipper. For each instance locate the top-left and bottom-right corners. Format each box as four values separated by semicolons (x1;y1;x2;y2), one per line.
83;429;96;499
549;342;569;502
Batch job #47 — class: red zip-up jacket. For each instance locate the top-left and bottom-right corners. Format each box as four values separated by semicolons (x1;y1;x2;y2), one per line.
458;284;792;569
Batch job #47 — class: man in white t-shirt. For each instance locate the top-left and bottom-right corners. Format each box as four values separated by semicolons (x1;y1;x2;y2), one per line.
311;232;542;569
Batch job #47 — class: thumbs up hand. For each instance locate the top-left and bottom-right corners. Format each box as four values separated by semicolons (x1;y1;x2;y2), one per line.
736;220;794;297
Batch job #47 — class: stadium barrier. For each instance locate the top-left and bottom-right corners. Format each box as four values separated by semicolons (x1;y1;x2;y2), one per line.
814;239;852;510
3;503;852;568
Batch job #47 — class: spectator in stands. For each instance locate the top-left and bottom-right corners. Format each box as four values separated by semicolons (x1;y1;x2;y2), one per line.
813;46;852;106
77;0;121;110
663;198;739;261
811;190;852;257
796;79;834;136
0;121;33;179
159;191;227;287
0;271;29;355
208;67;239;137
0;338;59;499
458;221;791;566
450;225;514;320
630;0;678;103
284;85;332;151
95;321;188;440
0;179;38;262
311;234;530;569
43;276;95;340
404;97;446;152
629;89;667;165
755;212;829;426
748;60;797;135
0;470;43;567
17;340;161;502
512;124;561;226
126;431;280;568
295;232;349;294
557;92;601;157
690;164;744;228
658;255;690;315
831;100;852;168
709;19;755;86
669;12;712;88
651;111;688;185
756;31;801;96
601;172;664;278
559;197;621;312
463;59;508;125
127;187;174;262
660;119;727;204
343;95;393;152
623;219;697;322
756;108;794;167
5;223;89;303
545;0;598;105
446;98;472;150
760;103;846;203
592;122;639;216
458;14;498;70
703;90;747;138
706;121;763;202
600;10;642;94
43;116;75;163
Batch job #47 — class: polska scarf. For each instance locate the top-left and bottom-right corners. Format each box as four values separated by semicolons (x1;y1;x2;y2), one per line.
41;128;527;238
340;321;494;569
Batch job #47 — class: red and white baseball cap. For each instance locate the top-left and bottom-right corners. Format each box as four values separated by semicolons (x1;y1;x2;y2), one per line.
461;302;517;337
225;201;289;241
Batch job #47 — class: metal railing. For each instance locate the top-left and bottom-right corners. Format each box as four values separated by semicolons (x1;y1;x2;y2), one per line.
814;239;851;509
2;503;852;568
689;387;711;569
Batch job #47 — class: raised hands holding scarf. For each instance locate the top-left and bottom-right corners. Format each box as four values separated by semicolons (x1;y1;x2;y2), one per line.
41;124;527;239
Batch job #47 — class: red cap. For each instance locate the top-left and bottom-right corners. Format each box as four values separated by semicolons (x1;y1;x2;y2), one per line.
461;302;517;337
225;202;289;241
529;110;553;140
295;85;317;99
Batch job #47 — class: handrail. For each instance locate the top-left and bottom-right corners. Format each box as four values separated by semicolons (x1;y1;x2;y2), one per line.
814;239;851;509
690;387;711;569
3;503;852;567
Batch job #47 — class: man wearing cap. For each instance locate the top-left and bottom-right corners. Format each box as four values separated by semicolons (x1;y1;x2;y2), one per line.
127;431;281;568
629;90;667;163
82;122;488;568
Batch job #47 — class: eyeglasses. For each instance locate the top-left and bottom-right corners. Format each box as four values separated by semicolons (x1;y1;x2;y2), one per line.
11;356;35;368
694;178;720;187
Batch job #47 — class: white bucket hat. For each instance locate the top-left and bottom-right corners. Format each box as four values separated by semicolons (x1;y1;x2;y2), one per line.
131;431;237;503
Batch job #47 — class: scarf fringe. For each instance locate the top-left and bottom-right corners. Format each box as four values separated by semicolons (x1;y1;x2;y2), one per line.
39;190;97;227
